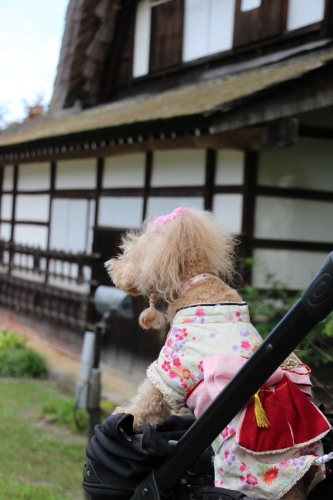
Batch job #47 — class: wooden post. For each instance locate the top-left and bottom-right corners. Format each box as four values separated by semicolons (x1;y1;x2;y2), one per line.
204;148;216;211
241;151;258;285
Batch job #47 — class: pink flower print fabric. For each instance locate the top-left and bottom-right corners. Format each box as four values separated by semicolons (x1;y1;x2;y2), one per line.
147;303;327;498
213;435;325;499
147;303;260;410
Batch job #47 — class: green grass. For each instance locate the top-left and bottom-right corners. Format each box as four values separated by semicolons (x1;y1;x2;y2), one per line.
0;378;87;500
41;397;88;433
0;476;66;500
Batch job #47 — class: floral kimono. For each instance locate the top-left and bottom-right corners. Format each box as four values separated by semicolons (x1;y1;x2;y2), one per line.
147;303;331;499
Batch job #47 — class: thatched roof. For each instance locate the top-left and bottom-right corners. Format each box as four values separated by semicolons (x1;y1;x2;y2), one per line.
1;46;333;149
49;0;119;114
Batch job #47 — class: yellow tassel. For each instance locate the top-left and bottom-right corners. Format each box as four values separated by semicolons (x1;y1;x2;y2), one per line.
254;392;270;428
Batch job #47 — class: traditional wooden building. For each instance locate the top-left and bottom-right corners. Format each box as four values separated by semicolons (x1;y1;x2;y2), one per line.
0;0;332;369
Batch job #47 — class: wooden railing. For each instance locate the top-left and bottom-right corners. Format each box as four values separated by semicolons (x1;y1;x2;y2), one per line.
0;241;101;330
0;240;100;289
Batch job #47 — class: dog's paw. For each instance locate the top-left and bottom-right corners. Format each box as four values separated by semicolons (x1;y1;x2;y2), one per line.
133;419;144;433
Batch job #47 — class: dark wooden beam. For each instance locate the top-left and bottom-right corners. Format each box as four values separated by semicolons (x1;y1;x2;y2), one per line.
256;186;333;202
149;186;205;197
5;220;49;226
299;125;333;140
52;189;97;199
214;185;245;195
8;189;53;195
143;151;152;220
241;151;258;284
95;157;104;227
254;238;333;253
204;149;216;211
261;118;299;148
45;161;56;283
101;187;145;197
10;165;18;243
0;167;3;227
233;0;285;48
149;0;184;73
8;165;18;273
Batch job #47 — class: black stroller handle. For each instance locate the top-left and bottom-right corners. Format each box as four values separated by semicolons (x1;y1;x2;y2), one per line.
131;251;333;500
301;252;333;322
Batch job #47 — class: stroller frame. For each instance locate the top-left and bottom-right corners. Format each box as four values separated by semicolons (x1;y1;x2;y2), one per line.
130;253;333;500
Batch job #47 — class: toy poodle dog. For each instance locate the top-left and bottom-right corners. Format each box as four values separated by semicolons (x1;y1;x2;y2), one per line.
106;207;330;500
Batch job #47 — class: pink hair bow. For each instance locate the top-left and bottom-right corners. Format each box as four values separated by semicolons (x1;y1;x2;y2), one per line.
153;207;188;225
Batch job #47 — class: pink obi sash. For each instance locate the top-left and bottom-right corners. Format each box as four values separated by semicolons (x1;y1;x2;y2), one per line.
187;354;331;454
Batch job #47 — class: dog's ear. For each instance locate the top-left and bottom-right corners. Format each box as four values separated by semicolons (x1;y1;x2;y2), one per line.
139;293;166;330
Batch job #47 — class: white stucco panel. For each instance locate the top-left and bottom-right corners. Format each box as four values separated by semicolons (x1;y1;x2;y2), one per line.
18;162;50;191
16;195;50;223
14;224;48;249
213;194;243;235
103;154;146;188
253;249;328;290
146;197;204;221
1;194;13;220
151;150;205;187
255;197;333;243
258;138;333;191
3;165;14;191
215;150;244;185
49;198;95;253
56;159;97;189
98;197;144;228
0;223;11;242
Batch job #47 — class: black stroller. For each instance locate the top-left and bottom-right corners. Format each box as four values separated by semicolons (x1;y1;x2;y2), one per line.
83;253;333;500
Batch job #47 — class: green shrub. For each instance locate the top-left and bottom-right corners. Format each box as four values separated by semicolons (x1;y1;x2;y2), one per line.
0;329;26;351
0;348;48;378
41;397;88;433
241;258;333;368
0;476;66;500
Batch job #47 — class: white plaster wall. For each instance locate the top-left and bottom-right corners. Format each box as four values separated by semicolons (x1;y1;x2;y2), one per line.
213;194;243;234
0;223;11;241
1;194;13;220
287;0;325;31
14;224;48;249
258;138;333;191
18;162;50;191
98;197;144;228
215;150;244;185
241;0;261;11
152;150;205;186
16;195;50;222
49;198;95;253
146;197;204;220
252;249;328;290
56;159;97;189
103;154;146;188
255;197;333;243
3;165;14;191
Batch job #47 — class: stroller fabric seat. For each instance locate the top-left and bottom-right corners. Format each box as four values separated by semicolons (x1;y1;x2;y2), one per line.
83;414;266;499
